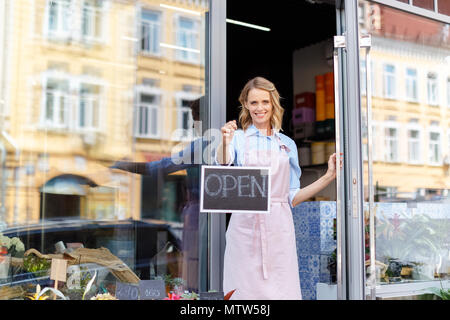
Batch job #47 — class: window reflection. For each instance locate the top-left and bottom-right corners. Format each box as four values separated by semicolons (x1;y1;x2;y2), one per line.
360;0;450;299
0;0;209;300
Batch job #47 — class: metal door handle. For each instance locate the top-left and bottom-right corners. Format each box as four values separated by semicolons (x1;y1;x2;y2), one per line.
333;35;345;300
360;33;376;300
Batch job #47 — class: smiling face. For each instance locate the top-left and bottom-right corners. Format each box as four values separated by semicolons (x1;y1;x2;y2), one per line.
245;88;273;131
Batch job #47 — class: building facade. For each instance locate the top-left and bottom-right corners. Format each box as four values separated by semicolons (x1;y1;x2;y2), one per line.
0;0;449;301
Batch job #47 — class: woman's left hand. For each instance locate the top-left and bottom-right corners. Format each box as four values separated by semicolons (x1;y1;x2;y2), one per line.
325;153;343;180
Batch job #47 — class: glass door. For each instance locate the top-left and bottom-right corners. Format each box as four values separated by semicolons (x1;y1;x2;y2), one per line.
359;0;450;300
0;0;214;300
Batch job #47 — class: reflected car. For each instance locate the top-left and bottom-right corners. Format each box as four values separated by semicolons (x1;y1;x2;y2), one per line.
1;218;182;286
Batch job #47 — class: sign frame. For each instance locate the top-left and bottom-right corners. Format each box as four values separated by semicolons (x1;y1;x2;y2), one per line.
115;282;139;300
200;165;271;214
138;279;165;300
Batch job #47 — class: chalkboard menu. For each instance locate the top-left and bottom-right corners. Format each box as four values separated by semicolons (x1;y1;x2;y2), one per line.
199;291;224;300
115;280;165;300
115;282;139;300
200;166;271;214
139;280;165;300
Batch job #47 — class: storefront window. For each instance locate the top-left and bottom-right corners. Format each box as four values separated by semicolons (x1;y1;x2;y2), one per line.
360;0;450;300
0;0;210;301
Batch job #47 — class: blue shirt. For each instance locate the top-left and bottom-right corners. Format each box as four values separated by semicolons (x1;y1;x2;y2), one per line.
214;124;301;207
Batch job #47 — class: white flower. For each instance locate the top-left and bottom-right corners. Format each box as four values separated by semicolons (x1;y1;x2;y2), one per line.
11;237;25;252
0;234;11;249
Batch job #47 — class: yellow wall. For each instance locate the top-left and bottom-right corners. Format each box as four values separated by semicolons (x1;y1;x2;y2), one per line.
1;0;208;226
363;45;450;195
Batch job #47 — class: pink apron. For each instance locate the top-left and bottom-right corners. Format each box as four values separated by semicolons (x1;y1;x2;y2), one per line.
223;133;302;300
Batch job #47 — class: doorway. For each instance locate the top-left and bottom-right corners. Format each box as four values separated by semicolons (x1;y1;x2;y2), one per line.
40;193;82;219
226;0;338;300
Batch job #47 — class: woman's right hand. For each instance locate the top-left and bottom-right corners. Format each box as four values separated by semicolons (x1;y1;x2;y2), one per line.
221;120;237;145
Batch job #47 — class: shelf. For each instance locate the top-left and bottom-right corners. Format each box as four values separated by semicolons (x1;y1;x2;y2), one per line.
294;137;336;144
301;163;328;169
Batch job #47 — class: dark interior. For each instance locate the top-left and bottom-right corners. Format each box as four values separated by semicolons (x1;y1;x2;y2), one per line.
226;0;336;137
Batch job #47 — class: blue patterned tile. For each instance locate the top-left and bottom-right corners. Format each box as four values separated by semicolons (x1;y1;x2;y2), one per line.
307;255;320;273
296;238;310;255
293;201;340;300
298;254;309;273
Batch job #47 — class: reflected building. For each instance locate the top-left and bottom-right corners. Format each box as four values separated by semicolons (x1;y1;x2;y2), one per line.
359;2;450;201
0;0;207;226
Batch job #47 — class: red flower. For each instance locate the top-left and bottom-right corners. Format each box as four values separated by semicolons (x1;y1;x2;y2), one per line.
164;292;181;300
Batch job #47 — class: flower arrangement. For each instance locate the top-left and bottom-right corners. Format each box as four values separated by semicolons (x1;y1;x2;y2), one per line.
90;293;118;300
23;253;51;276
164;292;181;300
0;233;25;257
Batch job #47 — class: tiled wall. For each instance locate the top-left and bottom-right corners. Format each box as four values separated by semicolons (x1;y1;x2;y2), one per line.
293;201;450;300
293;201;336;300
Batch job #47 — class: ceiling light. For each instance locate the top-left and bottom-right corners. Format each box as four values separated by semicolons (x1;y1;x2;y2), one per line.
160;43;200;53
226;18;270;32
159;4;201;16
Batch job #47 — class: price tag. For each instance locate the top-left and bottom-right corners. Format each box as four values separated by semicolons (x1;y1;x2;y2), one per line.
115;282;139;300
199;291;224;300
50;258;67;282
138;280;165;300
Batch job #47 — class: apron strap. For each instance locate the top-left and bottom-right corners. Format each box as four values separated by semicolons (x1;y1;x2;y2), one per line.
247;129;289;281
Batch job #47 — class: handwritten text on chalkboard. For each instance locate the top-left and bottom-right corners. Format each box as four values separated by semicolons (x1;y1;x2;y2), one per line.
200;166;271;213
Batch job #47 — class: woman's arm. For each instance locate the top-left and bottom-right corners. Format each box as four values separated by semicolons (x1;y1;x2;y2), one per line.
291;172;334;207
291;153;341;207
216;120;237;165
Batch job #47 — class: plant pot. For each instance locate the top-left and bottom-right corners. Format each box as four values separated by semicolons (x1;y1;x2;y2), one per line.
387;259;402;278
0;253;11;282
401;266;413;277
412;264;434;281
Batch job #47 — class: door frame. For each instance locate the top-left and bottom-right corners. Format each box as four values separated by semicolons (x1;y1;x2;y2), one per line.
338;0;450;300
207;0;450;298
208;0;227;292
335;0;366;300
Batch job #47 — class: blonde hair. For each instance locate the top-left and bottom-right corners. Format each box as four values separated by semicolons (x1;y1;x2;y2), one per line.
238;77;284;132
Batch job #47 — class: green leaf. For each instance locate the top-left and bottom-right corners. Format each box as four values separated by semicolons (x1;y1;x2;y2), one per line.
82;271;97;300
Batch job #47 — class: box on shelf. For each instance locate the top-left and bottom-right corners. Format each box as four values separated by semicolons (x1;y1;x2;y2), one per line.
325;142;335;160
311;142;326;165
324;72;335;120
293;122;315;139
323;119;335;136
295;92;315;109
315;75;326;122
315;120;325;136
298;144;311;166
292;107;315;126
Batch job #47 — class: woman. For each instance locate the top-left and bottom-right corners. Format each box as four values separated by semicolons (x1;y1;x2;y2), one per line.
216;77;340;300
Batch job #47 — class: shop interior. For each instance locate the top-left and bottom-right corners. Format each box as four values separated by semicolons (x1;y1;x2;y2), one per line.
227;0;337;200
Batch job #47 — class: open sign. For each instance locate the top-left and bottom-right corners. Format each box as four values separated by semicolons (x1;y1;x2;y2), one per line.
200;166;271;214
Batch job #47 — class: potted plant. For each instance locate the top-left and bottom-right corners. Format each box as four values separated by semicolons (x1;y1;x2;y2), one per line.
0;233;25;282
373;210;444;283
155;274;186;295
0;245;10;281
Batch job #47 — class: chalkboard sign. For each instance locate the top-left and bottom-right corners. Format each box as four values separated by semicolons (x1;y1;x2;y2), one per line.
138;280;165;300
199;291;224;300
200;166;271;214
115;282;139;300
